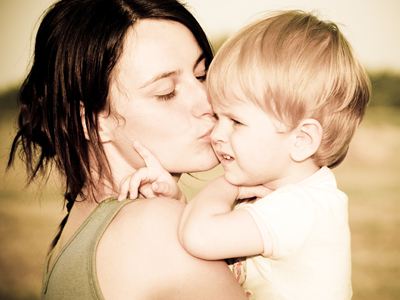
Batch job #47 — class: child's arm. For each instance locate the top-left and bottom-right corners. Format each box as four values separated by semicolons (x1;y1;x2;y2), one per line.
118;141;186;203
179;176;273;260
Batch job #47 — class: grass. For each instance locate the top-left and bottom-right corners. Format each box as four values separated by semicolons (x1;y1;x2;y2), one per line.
333;108;400;300
1;107;399;299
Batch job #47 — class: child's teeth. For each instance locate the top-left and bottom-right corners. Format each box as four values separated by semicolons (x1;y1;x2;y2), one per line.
223;155;231;160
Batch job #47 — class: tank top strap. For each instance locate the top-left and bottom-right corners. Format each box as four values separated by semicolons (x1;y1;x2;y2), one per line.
42;198;133;300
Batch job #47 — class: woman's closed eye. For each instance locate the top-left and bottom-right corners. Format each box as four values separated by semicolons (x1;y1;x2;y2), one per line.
196;72;207;82
156;90;176;101
194;57;207;82
154;82;176;101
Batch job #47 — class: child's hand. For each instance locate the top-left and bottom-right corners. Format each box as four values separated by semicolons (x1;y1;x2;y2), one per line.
118;141;186;203
237;185;272;201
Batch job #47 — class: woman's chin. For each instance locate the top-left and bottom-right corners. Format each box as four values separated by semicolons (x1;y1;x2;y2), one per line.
193;151;220;172
168;153;219;174
195;158;220;173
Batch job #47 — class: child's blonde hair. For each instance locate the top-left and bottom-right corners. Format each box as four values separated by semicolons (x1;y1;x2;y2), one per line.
208;10;370;168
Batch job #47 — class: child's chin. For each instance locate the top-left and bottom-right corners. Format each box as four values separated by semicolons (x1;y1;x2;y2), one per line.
224;173;246;186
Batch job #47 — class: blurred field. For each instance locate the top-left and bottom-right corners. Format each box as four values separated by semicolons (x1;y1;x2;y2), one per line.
0;106;399;300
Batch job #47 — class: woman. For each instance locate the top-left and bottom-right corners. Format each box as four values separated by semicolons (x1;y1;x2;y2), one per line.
8;0;247;299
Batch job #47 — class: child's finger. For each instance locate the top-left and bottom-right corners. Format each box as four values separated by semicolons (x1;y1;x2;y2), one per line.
179;194;187;204
152;181;168;196
118;176;130;201
118;193;128;201
128;168;149;199
152;181;183;201
238;185;271;200
139;184;157;199
133;141;164;169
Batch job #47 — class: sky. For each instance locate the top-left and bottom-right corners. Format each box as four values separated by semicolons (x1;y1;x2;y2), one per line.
1;0;399;91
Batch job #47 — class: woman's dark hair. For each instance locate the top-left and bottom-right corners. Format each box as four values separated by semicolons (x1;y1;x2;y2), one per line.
7;0;213;248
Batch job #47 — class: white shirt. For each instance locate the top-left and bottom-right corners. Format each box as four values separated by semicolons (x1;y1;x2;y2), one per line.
233;167;352;300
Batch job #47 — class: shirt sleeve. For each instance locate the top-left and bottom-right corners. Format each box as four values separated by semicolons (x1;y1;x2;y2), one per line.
238;186;315;259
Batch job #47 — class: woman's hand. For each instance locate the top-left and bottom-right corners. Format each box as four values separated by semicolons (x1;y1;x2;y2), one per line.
118;141;186;203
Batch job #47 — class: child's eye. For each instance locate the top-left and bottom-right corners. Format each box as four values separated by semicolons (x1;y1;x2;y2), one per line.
156;91;176;101
232;118;242;125
212;113;219;120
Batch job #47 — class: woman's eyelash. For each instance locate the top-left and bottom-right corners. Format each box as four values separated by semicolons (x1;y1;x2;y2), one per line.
156;91;176;101
196;74;207;82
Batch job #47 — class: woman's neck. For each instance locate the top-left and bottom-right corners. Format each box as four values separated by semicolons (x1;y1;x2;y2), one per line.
85;170;183;203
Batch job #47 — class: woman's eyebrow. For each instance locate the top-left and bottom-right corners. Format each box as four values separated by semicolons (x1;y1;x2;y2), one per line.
139;71;179;89
140;53;205;89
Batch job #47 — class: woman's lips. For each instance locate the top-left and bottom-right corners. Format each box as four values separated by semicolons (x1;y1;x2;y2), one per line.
199;128;213;142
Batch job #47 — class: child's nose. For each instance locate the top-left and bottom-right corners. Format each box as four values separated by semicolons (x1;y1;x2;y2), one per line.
210;122;228;144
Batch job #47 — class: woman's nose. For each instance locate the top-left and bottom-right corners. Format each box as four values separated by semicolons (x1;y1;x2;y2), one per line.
191;81;213;118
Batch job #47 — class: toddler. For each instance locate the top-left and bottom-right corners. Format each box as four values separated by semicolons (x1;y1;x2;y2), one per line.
120;10;370;300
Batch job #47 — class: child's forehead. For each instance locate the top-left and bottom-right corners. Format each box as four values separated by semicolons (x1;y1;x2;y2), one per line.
211;99;241;113
210;91;250;110
211;99;260;115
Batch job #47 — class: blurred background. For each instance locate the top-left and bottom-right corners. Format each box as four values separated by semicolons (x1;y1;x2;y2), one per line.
0;0;399;299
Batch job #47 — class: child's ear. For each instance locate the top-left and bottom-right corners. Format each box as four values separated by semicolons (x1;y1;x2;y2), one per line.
290;119;322;162
80;102;114;143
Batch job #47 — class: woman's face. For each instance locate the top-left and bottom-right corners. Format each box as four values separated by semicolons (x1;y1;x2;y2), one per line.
103;20;218;178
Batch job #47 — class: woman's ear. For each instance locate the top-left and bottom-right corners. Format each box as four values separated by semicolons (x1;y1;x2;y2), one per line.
80;102;90;140
80;101;115;143
290;119;323;162
97;113;115;143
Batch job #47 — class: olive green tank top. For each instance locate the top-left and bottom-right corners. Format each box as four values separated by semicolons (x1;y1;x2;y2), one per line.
41;198;133;300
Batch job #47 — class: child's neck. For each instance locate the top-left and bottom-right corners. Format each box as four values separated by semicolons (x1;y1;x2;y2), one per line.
262;160;320;191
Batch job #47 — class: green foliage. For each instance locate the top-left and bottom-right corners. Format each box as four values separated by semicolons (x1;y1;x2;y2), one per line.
0;85;19;111
1;63;400;110
368;71;400;106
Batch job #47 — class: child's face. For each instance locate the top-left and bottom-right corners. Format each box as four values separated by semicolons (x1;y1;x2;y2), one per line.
211;102;293;188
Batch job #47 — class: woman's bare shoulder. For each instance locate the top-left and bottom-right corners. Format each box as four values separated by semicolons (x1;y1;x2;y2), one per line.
111;197;186;234
123;196;186;222
97;197;247;299
99;197;185;249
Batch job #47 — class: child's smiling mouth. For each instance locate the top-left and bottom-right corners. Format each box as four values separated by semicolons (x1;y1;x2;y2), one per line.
222;154;233;160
